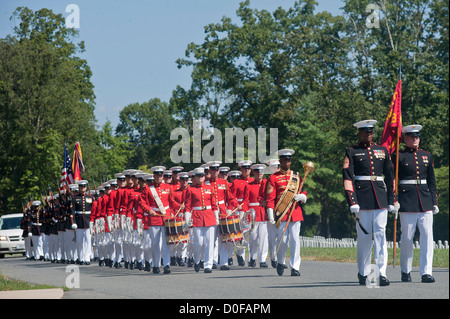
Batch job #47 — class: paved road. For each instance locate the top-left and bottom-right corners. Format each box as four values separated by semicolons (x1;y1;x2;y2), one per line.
0;256;448;301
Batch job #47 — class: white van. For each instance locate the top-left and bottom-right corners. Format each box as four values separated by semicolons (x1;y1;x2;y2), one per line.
0;213;26;258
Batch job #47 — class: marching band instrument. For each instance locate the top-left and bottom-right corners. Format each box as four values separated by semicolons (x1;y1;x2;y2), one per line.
219;208;255;249
276;161;315;255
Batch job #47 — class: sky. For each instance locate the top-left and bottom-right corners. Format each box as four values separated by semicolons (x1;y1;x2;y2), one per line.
1;0;344;129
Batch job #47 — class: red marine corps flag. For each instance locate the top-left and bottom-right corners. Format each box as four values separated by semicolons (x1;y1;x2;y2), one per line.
72;141;85;181
380;80;402;154
380;79;402;268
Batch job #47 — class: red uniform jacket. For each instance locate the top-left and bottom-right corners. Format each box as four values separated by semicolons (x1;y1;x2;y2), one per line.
99;194;111;233
242;179;267;222
115;187;128;216
184;183;218;227
231;176;255;206
266;170;306;222
169;186;188;220
139;183;172;227
208;178;238;217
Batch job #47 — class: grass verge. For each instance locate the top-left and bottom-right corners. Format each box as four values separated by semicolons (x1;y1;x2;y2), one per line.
0;273;66;292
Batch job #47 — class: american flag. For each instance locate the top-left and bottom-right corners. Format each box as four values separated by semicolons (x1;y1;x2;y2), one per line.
60;143;75;191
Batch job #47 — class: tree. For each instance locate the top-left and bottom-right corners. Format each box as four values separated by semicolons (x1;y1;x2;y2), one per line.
116;98;177;168
0;7;98;214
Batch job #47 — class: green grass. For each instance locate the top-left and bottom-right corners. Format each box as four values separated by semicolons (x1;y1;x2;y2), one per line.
0;273;66;292
300;247;449;269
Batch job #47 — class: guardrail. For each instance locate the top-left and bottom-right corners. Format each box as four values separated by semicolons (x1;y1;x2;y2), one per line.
300;236;449;249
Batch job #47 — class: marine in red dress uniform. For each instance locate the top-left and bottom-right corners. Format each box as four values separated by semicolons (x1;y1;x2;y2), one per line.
139;166;173;274
266;149;307;276
184;167;219;273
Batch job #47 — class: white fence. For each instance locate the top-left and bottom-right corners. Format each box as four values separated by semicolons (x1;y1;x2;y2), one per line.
300;236;449;249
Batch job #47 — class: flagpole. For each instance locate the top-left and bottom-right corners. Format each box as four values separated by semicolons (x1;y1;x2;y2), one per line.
392;71;401;268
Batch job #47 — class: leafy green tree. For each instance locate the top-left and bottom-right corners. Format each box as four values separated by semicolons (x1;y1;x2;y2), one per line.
116;98;177;168
0;7;98;214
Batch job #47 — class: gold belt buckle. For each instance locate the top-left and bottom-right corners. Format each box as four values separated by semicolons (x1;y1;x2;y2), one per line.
202;206;206;210
371;176;377;181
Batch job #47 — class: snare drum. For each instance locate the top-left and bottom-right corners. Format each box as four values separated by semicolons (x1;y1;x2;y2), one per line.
219;216;243;243
164;218;189;245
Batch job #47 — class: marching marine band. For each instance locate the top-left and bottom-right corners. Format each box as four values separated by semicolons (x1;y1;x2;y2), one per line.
17;133;440;284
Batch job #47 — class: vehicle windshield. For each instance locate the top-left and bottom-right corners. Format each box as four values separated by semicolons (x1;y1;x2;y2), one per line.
0;217;22;230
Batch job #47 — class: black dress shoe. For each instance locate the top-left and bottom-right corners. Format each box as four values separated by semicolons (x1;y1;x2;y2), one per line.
237;255;245;266
194;263;200;273
271;259;277;268
204;268;212;273
152;266;160;274
248;258;256;267
228;258;233;266
291;269;300;276
187;258;194;267
358;273;367;285
401;272;412;282
421;274;435;283
260;262;268;268
164;265;171;274
379;276;390;286
276;263;285;276
220;265;230;270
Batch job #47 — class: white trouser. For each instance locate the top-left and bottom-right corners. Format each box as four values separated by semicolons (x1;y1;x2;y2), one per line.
49;234;59;260
357;209;388;277
276;220;301;271
32;235;43;259
193;226;216;269
142;229;152;263
219;240;235;266
58;231;65;260
65;230;76;261
249;221;269;263
76;228;91;262
267;222;278;262
400;211;434;276
149;226;170;267
42;234;49;259
24;237;32;258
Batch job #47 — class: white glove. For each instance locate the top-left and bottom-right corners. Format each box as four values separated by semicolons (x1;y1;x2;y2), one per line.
121;214;126;231
350;205;360;219
214;210;219;225
137;219;143;237
433;205;439;215
71;223;78;230
28;232;33;237
391;202;400;219
185;211;192;227
294;193;307;204
107;215;113;232
126;216;132;233
350;204;360;214
225;209;233;216
267;208;275;225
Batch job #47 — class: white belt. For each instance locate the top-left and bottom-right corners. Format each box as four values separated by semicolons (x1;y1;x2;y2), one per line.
217;200;225;205
193;206;212;210
150;206;169;212
76;211;91;214
31;223;42;226
399;179;427;185
249;203;260;207
355;176;384;181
